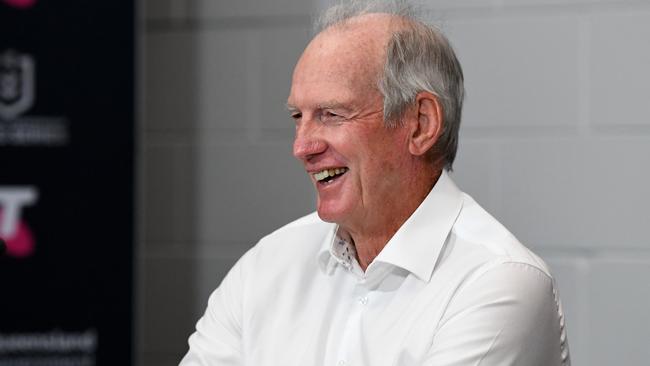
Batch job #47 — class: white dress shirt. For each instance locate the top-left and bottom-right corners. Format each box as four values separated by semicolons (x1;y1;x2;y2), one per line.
180;172;570;366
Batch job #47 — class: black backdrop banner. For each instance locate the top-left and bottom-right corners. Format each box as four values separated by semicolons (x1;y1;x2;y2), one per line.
0;1;134;365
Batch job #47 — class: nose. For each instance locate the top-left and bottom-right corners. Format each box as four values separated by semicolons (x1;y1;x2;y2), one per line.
292;122;327;161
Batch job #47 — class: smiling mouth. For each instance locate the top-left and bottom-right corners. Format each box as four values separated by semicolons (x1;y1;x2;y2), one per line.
313;167;348;184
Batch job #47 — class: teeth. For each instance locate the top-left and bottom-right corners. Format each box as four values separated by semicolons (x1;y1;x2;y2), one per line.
313;167;347;182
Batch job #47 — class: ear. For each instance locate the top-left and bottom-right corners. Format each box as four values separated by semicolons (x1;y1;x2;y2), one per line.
408;91;443;157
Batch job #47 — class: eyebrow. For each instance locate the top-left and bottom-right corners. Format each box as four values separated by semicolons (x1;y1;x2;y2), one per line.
286;103;299;112
318;101;351;111
285;100;352;113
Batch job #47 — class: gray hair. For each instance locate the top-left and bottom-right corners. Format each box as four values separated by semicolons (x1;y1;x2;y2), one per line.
316;1;465;171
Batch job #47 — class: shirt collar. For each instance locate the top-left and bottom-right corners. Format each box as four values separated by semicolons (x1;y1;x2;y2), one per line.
373;171;463;281
318;171;464;281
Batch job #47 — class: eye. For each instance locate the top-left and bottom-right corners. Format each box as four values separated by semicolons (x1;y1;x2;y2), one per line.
290;112;302;121
320;110;344;123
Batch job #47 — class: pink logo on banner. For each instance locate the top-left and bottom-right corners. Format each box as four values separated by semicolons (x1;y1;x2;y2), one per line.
0;187;38;258
0;209;35;258
3;0;36;9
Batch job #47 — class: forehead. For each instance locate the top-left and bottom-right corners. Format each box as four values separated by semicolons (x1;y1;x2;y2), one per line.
288;16;394;108
288;37;376;106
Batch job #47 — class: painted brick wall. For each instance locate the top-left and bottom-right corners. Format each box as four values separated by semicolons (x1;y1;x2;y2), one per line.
139;0;650;365
439;2;650;364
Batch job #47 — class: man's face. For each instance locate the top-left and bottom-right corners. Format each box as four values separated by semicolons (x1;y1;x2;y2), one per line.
287;26;413;232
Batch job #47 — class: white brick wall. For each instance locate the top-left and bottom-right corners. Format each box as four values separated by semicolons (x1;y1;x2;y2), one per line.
590;11;650;127
138;1;316;365
448;15;582;129
444;2;650;365
139;1;650;365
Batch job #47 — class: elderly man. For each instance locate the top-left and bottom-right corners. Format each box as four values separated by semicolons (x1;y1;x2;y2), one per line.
180;2;570;365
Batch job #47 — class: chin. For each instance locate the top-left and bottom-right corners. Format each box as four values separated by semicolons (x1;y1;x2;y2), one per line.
316;208;339;223
315;200;349;224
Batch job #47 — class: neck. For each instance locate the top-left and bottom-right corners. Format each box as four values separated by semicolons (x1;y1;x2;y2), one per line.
343;168;443;271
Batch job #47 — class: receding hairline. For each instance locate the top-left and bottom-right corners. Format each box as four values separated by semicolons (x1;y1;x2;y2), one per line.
318;12;412;34
314;0;423;33
305;13;421;94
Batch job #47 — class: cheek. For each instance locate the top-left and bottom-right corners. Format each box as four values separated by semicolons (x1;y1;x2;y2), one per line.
336;125;408;173
358;146;402;184
369;134;412;181
371;131;409;162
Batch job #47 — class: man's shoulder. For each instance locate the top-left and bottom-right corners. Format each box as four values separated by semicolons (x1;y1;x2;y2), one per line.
452;192;551;275
262;211;329;239
271;211;324;231
254;211;332;256
228;212;332;287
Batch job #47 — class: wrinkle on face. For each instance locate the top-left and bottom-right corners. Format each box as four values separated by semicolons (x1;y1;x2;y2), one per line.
289;14;430;260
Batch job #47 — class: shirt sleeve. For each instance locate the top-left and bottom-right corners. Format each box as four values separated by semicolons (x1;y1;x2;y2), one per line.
178;252;249;366
423;262;570;366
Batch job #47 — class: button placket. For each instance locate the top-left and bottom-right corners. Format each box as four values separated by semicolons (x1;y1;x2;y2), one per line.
358;295;368;306
353;273;372;309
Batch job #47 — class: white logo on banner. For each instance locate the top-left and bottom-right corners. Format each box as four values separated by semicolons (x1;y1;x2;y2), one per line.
0;49;35;121
0;187;37;237
0;49;69;147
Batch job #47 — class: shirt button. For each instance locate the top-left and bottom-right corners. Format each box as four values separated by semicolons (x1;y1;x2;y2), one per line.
358;296;368;305
338;361;347;366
